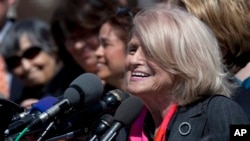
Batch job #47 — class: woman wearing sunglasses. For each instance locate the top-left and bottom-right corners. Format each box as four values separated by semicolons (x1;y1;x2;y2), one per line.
0;19;61;108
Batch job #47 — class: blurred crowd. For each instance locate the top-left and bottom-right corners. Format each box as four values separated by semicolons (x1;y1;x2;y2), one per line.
0;0;250;141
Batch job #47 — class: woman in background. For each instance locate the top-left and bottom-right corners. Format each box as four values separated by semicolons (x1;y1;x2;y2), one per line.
0;19;61;108
95;7;138;91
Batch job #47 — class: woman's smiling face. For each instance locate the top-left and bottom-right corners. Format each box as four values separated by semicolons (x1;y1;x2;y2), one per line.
12;34;57;87
125;35;173;96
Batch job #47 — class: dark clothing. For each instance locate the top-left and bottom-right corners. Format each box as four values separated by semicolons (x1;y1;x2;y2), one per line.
12;85;47;105
45;64;83;97
167;95;249;141
115;95;249;141
8;74;23;103
232;86;250;121
9;63;83;105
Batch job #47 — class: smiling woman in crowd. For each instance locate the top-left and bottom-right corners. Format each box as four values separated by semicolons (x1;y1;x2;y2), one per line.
0;19;61;107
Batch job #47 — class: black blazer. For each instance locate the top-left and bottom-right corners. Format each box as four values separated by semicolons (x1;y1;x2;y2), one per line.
232;86;250;122
167;95;249;141
101;95;249;141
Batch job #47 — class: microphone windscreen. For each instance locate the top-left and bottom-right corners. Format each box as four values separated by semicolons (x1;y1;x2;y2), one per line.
114;96;143;126
63;88;81;107
29;96;58;113
64;73;104;106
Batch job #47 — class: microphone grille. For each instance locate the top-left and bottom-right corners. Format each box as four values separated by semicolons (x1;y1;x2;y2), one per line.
114;96;143;126
65;73;104;107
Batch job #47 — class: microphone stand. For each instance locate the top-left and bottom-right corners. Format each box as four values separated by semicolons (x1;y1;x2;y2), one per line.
88;135;99;141
44;129;82;141
37;121;56;141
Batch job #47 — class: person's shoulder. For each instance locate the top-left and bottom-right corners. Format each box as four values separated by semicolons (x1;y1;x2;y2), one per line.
206;95;249;124
208;95;242;108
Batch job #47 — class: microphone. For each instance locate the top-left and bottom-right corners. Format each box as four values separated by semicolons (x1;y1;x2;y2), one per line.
5;96;58;136
46;114;115;141
11;96;61;122
88;114;115;141
58;89;130;132
11;109;30;123
100;96;144;141
27;73;104;130
0;98;25;123
0;98;24;140
79;89;130;116
44;129;84;141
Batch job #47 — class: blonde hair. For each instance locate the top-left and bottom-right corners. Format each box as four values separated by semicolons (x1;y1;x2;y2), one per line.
179;0;250;74
132;3;232;105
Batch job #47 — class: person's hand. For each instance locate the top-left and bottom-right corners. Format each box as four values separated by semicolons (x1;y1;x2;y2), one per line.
20;98;39;108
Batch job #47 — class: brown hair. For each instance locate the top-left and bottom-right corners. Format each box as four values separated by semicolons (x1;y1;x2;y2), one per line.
58;0;117;37
105;7;139;43
169;0;250;74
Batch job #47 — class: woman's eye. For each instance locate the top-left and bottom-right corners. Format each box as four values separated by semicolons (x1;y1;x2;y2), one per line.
103;43;109;48
126;45;137;54
101;41;109;48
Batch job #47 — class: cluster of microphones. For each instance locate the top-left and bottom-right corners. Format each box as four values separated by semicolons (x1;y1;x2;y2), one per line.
2;73;144;141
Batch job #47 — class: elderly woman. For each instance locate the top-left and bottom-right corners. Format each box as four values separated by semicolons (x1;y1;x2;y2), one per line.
125;3;249;141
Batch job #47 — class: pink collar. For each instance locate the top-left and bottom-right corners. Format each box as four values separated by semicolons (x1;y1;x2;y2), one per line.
129;106;148;141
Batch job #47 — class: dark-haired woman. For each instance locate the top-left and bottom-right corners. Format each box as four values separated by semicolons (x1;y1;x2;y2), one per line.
0;19;62;108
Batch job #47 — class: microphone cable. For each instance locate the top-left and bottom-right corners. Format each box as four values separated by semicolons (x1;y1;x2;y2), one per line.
44;129;83;141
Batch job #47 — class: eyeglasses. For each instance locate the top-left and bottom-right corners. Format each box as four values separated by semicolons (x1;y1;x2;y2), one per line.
5;46;42;69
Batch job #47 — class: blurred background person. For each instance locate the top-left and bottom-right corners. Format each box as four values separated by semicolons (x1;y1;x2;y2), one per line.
125;3;249;141
0;0;18;99
46;0;124;139
50;0;117;93
87;7;140;141
0;19;62;108
0;0;15;32
95;7;139;91
14;0;60;24
167;0;250;122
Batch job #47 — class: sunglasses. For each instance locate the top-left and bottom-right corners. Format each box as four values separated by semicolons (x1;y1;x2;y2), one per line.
5;46;42;69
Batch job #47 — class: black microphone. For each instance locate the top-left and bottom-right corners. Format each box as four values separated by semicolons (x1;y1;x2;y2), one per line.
81;89;130;115
46;114;115;141
5;96;58;136
11;109;30;123
100;96;144;141
59;89;130;132
27;73;104;130
0;98;24;140
45;129;84;141
11;96;62;123
88;114;115;141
